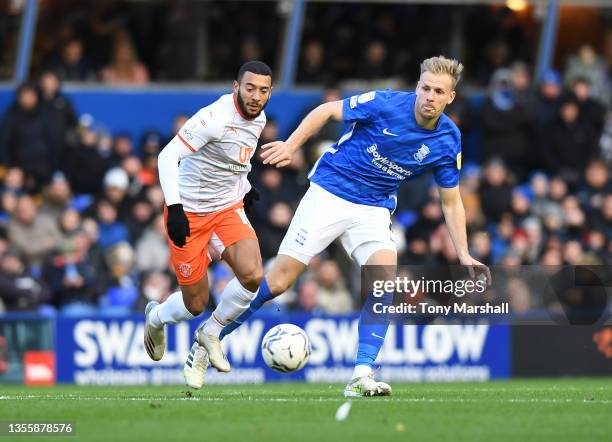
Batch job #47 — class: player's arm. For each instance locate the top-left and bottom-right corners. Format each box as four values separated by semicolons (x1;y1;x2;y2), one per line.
157;109;217;247
157;136;194;247
438;185;492;283
261;100;343;167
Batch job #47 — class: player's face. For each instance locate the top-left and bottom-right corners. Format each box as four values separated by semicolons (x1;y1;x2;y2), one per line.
415;71;456;123
234;72;273;118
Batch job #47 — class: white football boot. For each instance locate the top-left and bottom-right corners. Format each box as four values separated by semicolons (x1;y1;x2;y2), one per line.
195;321;231;372
184;342;210;389
144;301;165;361
343;374;392;397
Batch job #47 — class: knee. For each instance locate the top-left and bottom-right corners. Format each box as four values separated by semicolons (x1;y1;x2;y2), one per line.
237;265;263;293
266;273;291;296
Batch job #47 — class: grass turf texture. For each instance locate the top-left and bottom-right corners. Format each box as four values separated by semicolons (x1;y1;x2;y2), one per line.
0;379;611;442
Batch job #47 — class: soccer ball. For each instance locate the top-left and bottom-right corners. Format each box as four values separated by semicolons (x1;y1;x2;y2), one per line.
261;324;311;373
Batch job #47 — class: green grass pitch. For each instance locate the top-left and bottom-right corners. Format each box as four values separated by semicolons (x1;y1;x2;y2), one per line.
1;379;611;442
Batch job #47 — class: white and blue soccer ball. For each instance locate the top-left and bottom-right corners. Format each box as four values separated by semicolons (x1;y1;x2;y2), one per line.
261;324;311;373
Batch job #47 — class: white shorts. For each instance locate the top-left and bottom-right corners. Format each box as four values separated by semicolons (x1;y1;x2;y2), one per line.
278;183;396;266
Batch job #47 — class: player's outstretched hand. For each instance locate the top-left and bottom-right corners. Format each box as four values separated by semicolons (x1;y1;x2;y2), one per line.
261;141;294;168
459;255;492;286
166;203;191;248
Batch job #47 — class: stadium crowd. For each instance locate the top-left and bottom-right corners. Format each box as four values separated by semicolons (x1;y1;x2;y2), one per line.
0;53;610;316
3;1;547;85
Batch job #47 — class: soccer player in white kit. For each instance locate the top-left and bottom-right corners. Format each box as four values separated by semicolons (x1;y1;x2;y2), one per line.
143;61;273;389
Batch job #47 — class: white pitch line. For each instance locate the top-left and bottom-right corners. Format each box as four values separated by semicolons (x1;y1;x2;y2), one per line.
0;395;609;404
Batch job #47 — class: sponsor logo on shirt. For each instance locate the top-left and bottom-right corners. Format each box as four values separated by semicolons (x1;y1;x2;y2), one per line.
366;144;412;180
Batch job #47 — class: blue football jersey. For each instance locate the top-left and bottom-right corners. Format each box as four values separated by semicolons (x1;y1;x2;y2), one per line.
308;90;462;212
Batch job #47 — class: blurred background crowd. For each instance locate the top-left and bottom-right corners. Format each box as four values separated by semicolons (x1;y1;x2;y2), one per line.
0;0;610;317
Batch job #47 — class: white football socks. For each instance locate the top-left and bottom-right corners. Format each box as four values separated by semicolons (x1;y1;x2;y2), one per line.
150;291;195;328
202;277;258;337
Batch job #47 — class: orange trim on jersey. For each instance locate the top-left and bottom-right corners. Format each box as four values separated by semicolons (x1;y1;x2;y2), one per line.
233;93;256;121
177;133;196;152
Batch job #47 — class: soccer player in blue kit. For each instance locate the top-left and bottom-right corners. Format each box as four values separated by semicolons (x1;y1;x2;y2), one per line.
186;56;491;396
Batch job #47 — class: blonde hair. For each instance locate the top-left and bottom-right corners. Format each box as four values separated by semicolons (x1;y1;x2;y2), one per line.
420;56;464;89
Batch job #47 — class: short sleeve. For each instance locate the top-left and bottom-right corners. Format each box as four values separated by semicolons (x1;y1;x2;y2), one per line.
177;107;220;152
342;90;386;123
434;136;462;188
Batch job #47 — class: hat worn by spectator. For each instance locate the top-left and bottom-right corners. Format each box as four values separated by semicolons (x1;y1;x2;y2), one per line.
104;168;129;190
541;69;561;86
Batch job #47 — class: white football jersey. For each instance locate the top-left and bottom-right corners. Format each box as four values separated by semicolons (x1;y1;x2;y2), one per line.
175;93;266;213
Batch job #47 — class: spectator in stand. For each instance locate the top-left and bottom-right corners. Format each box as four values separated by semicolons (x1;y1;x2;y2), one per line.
57;208;82;244
481;68;530;179
577;158;611;215
109;134;134;168
258;201;293;260
0;83;55;189
297;40;326;84
135;212;170;273
570;76;606;136
359;41;389;81
98;242;139;314
532;69;562;129
565;44;609;105
295;279;322;313
510;187;531;225
42;233;100;311
141;184;163;214
541;93;597;183
100;31;150;85
510;61;535;108
38;70;77;162
85;167;133;222
125;198;154;244
315;259;353;313
239;37;263;65
63;117;111;195
0;167;24;223
39;171;72;219
478;158;513;224
120;155;145;199
7;194;61;268
561;195;587;241
94;199;129;249
469;231;492;265
590;194;612;239
45;38;93;81
406;199;444;241
134;271;173;313
0;249;51;311
80;217;111;292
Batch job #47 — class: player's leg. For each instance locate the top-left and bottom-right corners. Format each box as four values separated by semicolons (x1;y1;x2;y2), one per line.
196;236;263;372
345;248;395;397
219;254;306;339
340;205;396;397
145;275;210;361
144;210;211;361
219;184;349;339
